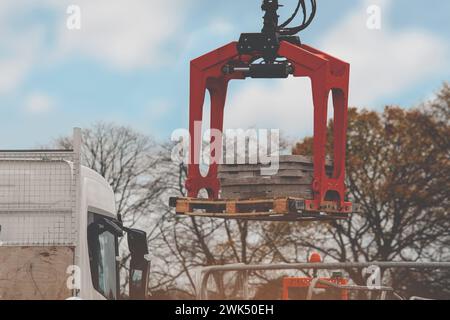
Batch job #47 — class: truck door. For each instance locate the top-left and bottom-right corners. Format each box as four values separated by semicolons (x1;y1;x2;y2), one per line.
87;212;121;300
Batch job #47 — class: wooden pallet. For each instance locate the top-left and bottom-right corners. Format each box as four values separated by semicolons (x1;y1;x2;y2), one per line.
169;197;351;222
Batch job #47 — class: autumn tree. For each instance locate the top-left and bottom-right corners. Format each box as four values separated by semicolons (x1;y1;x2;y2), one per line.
291;83;450;298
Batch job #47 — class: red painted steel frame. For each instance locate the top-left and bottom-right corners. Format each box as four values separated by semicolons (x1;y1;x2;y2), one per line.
186;41;352;213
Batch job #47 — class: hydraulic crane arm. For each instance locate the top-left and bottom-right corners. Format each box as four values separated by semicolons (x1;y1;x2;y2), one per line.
185;0;353;214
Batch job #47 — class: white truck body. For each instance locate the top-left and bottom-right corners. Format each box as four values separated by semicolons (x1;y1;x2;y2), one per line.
0;129;121;300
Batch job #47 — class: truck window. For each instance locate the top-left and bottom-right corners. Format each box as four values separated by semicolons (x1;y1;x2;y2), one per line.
87;213;119;300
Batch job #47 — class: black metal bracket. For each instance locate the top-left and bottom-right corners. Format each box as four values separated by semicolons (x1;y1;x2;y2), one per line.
222;61;294;79
237;33;280;61
229;0;306;79
232;32;299;78
237;33;301;61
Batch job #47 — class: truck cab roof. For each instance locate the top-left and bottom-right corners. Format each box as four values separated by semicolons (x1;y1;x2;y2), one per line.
81;165;116;220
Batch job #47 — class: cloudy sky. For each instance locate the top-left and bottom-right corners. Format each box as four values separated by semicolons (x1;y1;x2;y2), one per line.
0;0;448;148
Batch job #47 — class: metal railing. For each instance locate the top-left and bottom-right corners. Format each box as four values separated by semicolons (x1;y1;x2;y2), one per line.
197;261;450;300
305;278;402;300
0;128;82;247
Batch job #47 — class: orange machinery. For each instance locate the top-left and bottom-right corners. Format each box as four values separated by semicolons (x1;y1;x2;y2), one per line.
282;253;349;300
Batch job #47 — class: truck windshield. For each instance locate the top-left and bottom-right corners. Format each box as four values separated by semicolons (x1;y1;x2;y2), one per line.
87;213;119;300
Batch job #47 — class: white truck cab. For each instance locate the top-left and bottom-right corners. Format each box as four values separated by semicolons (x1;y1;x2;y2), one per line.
0;129;149;300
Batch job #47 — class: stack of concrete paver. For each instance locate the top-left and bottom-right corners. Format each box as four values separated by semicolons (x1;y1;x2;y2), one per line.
219;155;333;200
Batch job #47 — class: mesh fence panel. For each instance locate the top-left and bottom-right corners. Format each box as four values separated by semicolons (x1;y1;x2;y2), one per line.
0;151;78;246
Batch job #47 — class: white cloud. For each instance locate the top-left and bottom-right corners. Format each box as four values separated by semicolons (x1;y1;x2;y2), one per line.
0;45;35;95
224;78;316;138
54;0;189;70
146;99;172;119
25;93;55;114
0;0;191;94
207;18;235;36
320;0;447;107
0;4;45;94
224;0;448;136
177;17;236;64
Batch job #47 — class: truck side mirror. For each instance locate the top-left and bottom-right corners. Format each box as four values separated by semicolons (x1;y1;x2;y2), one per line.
127;228;150;300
